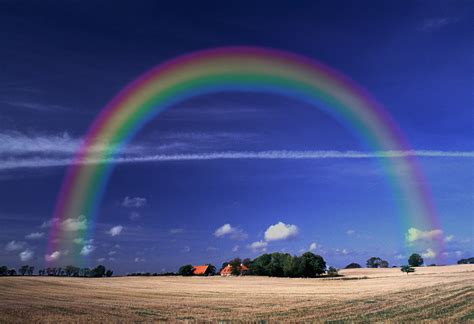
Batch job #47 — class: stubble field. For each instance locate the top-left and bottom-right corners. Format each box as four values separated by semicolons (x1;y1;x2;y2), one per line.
0;264;472;322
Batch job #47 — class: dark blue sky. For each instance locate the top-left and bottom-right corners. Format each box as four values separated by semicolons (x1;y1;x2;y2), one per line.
0;0;472;273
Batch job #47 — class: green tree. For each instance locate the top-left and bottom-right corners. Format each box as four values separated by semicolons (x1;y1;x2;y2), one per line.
366;257;382;268
401;265;415;274
8;269;16;276
105;270;113;277
19;265;29;276
206;264;216;276
457;257;474;264
379;260;389;268
408;253;424;267
91;265;106;277
27;266;34;276
178;264;194;276
0;266;8;276
344;263;362;269
299;252;326;277
229;258;242;276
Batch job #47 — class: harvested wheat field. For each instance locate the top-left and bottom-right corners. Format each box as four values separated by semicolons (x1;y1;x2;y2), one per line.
0;265;472;322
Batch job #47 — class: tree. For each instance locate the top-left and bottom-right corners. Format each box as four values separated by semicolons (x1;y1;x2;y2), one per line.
105;270;113;277
80;267;91;277
229;258;242;276
8;269;16;276
379;260;389;268
408;253;424;267
344;263;362;269
19;265;29;276
457;257;474;264
327;266;339;277
299;252;327;277
91;265;106;277
178;264;194;276
27;266;34;276
206;264;216;276
401;265;415;275
366;257;382;268
0;266;8;276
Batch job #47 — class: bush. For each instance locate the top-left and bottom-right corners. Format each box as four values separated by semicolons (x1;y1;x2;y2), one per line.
401;265;415;274
327;266;339;277
344;263;362;269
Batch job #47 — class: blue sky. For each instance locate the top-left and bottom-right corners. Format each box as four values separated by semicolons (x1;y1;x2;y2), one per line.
0;1;472;274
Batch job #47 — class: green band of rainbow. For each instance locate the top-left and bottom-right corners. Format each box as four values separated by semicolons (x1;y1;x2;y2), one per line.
47;47;444;263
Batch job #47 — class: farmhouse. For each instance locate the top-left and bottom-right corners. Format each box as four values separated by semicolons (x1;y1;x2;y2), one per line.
220;264;249;276
192;265;212;276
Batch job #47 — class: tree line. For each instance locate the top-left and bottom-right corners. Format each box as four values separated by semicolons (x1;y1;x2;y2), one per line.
177;252;339;278
0;264;113;277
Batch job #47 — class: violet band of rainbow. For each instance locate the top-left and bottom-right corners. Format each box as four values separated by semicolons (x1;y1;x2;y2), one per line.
47;47;444;263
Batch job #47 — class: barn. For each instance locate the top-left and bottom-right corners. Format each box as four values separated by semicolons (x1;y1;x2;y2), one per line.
220;264;249;276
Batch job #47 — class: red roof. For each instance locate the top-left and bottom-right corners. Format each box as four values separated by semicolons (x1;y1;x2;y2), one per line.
193;265;209;275
220;264;248;275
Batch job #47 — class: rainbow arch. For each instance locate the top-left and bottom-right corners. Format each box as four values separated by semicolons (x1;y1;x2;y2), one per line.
47;47;443;262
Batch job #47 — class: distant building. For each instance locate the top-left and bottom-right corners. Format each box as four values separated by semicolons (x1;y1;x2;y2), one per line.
192;265;213;276
220;264;249;276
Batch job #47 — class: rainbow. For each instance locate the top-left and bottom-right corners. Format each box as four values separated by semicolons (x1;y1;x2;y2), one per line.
47;46;444;263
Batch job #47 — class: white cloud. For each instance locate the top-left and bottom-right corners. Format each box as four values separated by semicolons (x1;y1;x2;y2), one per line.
19;249;34;261
182;246;190;253
248;240;268;253
97;257;106;262
264;222;299;241
5;240;25;251
232;245;240;252
421;248;437;259
169;228;184;235
45;251;61;262
406;227;443;243
107;225;123;237
25;232;44;240
346;229;355;235
62;215;87;232
134;257;145;262
80;245;95;256
309;242;318;252
395;254;405;260
214;224;248;240
455;250;463;257
108;251;117;256
206;246;219;251
122;196;147;208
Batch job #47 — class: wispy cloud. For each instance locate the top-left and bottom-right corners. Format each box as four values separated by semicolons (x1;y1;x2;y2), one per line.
419;17;460;31
2;149;473;170
25;232;44;240
3;100;72;112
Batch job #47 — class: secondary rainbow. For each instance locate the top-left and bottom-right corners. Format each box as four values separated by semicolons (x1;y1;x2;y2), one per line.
47;47;444;262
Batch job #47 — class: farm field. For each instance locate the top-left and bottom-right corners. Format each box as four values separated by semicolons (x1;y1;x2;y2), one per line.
0;264;472;322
